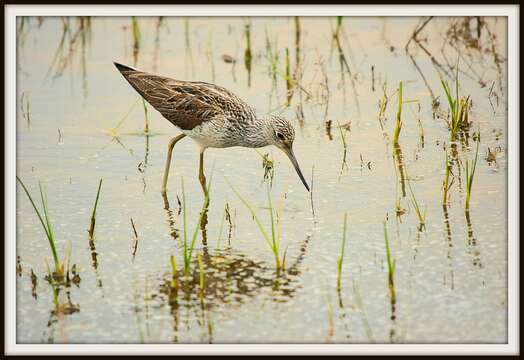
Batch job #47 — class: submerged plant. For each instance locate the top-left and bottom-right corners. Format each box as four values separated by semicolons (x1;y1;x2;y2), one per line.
169;254;178;289
442;151;452;206
197;252;205;297
17;178;81;287
336;213;348;291
394;167;406;218
383;221;396;305
392;81;403;146
406;176;426;231
440;67;471;142
333;16;343;39
265;29;279;83
216;202;234;248
16;177;60;274
88;179;103;239
131;17;141;66
141;98;149;134
229;183;285;271
131;218;139;259
244;21;252;87
104;99;141;138
294;16;301;71
216;206;226;248
180;178;211;277
261;153;275;187
285;47;293;106
465;139;480;211
378;82;389;135
336;120;349;169
45;17;92;82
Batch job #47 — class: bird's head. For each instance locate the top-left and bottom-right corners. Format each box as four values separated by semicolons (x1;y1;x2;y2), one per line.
267;115;310;191
269;115;295;148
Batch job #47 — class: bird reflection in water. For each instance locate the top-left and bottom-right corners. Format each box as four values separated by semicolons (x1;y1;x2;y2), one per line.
159;192;311;342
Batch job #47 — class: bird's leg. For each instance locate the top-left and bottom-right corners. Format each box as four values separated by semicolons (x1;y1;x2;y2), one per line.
199;150;207;194
161;134;186;195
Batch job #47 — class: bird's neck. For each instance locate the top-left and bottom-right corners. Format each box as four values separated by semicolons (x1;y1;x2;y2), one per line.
242;116;273;148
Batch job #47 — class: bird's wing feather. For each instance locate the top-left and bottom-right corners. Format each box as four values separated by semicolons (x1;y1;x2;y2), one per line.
115;64;255;130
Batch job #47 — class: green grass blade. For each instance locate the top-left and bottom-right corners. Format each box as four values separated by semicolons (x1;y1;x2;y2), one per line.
16;177;50;240
91;179;103;220
465;139;479;210
276;211;281;250
39;182;54;241
383;221;393;275
454;62;459;113
170;254;177;277
88;178;103;238
337;121;347;148
187;187;210;264
181;178;188;268
228;181;272;247
216;206;226;248
281;246;288;271
337;213;348;290
197;253;204;292
38;182;59;270
170;253;178;288
470;139;480;186
406;176;425;227
266;185;276;249
443;151;450;205
440;79;455;118
16;177;60;272
393;81;403;144
397;81;403;119
141;98;149;133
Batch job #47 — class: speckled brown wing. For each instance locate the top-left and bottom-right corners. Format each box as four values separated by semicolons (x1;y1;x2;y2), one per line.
114;62;255;131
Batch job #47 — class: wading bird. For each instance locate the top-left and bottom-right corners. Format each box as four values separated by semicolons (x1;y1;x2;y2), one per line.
114;62;309;194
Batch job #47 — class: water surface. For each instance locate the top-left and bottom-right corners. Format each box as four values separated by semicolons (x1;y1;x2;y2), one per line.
16;16;507;343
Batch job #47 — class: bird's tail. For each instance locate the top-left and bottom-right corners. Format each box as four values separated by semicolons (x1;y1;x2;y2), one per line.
113;62;158;104
113;62;138;74
113;62;175;125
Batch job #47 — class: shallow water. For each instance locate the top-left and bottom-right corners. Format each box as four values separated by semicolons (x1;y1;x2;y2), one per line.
16;16;508;343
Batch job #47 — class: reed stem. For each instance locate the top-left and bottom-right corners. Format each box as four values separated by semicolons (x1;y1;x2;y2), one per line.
336;213;348;291
88;178;103;239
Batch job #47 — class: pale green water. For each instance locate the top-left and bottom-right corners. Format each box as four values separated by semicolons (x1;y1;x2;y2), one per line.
16;16;507;343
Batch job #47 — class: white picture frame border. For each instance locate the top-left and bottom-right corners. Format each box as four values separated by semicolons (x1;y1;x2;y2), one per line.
4;4;519;356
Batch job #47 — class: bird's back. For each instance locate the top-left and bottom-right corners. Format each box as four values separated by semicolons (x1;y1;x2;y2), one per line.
114;62;255;131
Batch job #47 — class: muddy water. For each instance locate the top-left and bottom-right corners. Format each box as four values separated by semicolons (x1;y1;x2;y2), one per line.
16;17;507;343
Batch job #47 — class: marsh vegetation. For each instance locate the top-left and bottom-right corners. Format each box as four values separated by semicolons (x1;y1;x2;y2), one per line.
16;16;507;343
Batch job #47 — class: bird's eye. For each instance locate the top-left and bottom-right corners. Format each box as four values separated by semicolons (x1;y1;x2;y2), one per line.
276;132;285;140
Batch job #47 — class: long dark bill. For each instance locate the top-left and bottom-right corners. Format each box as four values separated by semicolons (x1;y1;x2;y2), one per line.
284;147;310;192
